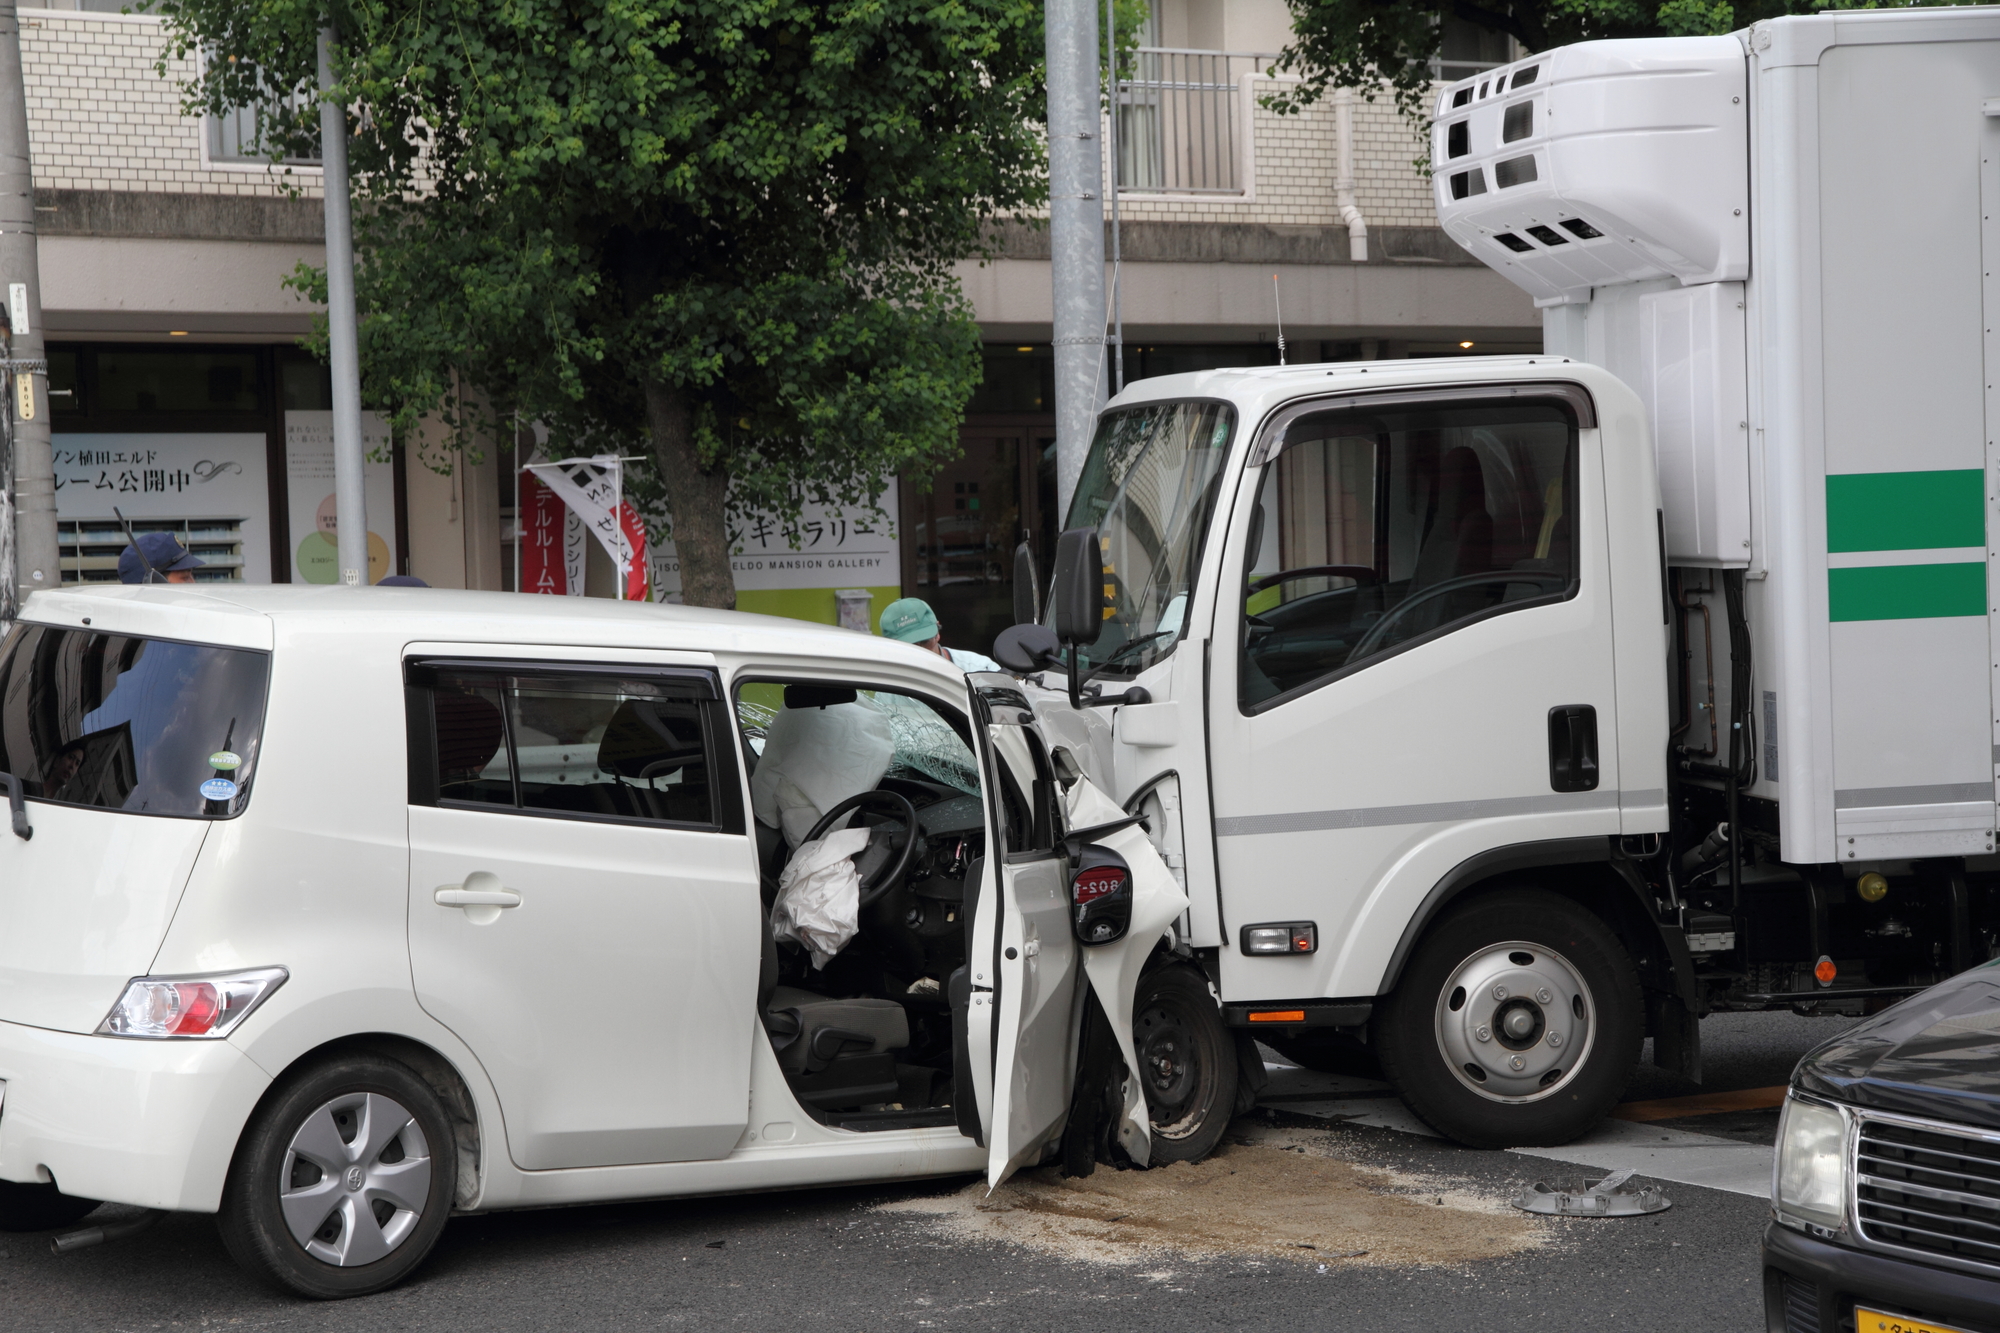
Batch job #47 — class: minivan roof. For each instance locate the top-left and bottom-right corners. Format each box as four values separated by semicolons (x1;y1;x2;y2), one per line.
14;584;967;682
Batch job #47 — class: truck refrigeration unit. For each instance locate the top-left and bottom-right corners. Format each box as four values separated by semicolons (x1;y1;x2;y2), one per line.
992;7;2000;1149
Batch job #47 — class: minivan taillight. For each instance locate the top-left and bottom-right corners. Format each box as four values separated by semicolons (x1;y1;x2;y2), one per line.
1070;844;1133;945
98;967;288;1039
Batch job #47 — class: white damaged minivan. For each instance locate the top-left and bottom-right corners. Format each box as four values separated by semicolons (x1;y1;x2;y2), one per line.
0;584;1238;1297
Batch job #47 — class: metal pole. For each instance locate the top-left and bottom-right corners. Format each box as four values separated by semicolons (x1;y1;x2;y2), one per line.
1047;0;1105;523
1105;0;1123;396
0;0;52;605
319;26;367;586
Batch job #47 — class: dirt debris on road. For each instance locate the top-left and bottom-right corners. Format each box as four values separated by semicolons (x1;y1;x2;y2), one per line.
876;1123;1543;1269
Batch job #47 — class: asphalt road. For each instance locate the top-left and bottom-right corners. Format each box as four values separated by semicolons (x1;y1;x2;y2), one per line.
4;1010;1858;1333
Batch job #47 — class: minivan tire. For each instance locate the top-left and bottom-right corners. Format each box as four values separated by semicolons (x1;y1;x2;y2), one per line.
219;1054;457;1299
0;1181;100;1231
1134;964;1238;1164
1374;889;1640;1149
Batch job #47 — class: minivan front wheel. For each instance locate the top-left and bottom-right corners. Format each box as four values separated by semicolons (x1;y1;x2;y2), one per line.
1375;889;1640;1149
1134;965;1238;1164
219;1055;456;1298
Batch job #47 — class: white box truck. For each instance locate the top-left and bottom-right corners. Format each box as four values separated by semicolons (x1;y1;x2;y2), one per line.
994;7;2000;1149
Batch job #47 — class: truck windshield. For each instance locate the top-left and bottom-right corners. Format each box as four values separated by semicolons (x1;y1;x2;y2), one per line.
0;624;269;818
1064;401;1236;678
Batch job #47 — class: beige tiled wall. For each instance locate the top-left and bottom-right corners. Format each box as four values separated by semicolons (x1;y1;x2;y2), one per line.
21;8;323;198
18;9;1440;232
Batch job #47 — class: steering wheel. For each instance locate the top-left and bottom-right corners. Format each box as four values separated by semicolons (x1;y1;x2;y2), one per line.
1348;571;1569;662
1247;564;1380;595
802;789;921;908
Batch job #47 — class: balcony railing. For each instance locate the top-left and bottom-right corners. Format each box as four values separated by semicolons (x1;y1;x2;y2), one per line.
1113;48;1278;196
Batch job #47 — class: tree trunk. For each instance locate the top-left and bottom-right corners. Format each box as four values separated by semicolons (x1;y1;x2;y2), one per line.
644;377;736;609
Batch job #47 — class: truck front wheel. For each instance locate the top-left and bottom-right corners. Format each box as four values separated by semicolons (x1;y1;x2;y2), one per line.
1375;889;1640;1149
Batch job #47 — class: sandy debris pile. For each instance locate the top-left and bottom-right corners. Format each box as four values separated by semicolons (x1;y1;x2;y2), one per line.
877;1129;1542;1269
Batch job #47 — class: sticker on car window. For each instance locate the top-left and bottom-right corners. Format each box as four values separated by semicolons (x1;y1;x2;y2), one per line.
200;778;238;802
208;751;241;770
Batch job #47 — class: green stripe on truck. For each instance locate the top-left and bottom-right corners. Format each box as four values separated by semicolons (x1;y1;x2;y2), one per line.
1828;562;1986;621
1826;469;1984;552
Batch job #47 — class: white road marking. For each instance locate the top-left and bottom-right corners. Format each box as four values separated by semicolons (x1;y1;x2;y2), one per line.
1259;1062;1774;1199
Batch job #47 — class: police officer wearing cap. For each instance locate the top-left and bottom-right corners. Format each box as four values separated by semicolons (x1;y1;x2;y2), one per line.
878;597;1001;673
118;532;204;584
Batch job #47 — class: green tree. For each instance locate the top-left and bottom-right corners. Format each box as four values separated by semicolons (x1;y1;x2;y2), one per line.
1268;0;1953;126
159;0;1046;607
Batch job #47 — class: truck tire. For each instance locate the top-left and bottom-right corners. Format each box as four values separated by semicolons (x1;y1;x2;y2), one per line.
1135;964;1238;1164
1374;889;1640;1149
0;1181;99;1231
218;1054;456;1299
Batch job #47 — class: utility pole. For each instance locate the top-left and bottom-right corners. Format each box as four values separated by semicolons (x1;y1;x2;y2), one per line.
1046;0;1105;523
318;26;367;586
0;0;53;608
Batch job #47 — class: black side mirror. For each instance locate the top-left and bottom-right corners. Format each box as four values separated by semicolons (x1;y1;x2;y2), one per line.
1051;526;1107;646
992;623;1062;675
1012;540;1040;628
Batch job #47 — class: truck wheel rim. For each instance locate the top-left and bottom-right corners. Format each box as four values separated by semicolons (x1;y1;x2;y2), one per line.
279;1091;432;1267
1432;941;1595;1104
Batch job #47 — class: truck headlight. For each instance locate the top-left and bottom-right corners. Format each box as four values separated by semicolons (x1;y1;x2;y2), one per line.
96;967;287;1039
1774;1094;1848;1232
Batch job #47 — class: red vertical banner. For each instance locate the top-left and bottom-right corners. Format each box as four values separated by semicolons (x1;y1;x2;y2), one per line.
617;501;650;602
520;472;568;595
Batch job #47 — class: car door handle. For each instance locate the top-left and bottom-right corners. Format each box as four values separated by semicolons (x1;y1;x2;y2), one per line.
434;887;521;908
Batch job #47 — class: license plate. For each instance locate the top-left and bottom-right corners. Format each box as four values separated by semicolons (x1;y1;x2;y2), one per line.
1855;1307;1979;1333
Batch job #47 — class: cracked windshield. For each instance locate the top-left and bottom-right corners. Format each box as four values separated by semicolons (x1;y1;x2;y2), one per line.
1064;401;1235;679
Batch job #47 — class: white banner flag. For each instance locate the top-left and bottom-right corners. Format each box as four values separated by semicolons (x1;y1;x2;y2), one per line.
523;455;631;581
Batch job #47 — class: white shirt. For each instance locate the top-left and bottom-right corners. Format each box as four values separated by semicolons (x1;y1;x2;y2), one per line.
946;647;1003;674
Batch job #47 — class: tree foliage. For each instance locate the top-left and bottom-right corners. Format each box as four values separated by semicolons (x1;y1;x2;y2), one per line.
1268;0;1964;125
158;0;1046;606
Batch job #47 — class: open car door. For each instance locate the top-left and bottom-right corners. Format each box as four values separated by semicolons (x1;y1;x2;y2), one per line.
967;677;1189;1188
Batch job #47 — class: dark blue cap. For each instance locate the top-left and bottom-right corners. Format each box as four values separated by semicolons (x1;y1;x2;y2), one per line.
377;575;429;587
117;531;204;583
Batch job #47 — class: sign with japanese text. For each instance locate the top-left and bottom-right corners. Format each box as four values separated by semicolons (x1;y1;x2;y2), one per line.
519;469;585;596
53;432;272;582
283;412;400;585
649;481;899;598
522;456;650;601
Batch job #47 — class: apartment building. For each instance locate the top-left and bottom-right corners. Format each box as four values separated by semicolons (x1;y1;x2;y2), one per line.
20;0;1539;641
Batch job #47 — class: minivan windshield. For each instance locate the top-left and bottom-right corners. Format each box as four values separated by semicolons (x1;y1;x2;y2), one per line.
0;624;269;818
1063;400;1236;679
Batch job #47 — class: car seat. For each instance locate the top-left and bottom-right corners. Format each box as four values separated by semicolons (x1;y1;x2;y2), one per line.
758;918;910;1108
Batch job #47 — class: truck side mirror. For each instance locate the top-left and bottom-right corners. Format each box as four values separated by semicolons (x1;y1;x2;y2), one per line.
992;622;1062;674
1012;540;1040;628
1051;526;1107;646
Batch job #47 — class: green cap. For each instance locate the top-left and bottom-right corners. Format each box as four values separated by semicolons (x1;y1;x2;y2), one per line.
879;597;939;643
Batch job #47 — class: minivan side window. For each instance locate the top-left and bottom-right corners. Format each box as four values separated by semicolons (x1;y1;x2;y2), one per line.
406;660;734;832
1240;400;1578;710
0;624;269;818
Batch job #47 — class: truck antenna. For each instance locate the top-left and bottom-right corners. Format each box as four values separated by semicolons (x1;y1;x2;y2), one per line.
1272;274;1287;366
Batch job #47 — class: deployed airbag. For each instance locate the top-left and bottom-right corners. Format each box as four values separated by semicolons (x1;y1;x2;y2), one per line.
770;826;872;969
751;701;894;846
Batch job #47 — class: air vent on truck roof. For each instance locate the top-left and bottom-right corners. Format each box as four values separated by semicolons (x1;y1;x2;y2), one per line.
1452;86;1471;107
1448;121;1468;158
1493;233;1533;253
1503;102;1533;143
1510;65;1539;88
1560;218;1603;239
1449;169;1488;199
1494;155;1537;188
1525;225;1567;246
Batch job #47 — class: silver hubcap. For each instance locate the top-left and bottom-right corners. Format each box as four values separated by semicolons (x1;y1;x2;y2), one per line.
1434;941;1594;1103
280;1091;432;1266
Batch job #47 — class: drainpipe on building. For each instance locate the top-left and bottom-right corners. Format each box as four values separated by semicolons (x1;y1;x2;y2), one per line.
1046;0;1106;522
1334;89;1369;263
0;0;55;612
319;25;368;587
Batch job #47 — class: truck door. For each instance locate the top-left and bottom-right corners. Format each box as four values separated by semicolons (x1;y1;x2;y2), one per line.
1204;388;1621;1001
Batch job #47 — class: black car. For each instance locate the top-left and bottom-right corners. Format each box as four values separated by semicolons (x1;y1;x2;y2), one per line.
1764;959;2000;1333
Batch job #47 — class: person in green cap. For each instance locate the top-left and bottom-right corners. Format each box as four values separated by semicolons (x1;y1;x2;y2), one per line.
878;597;1001;673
